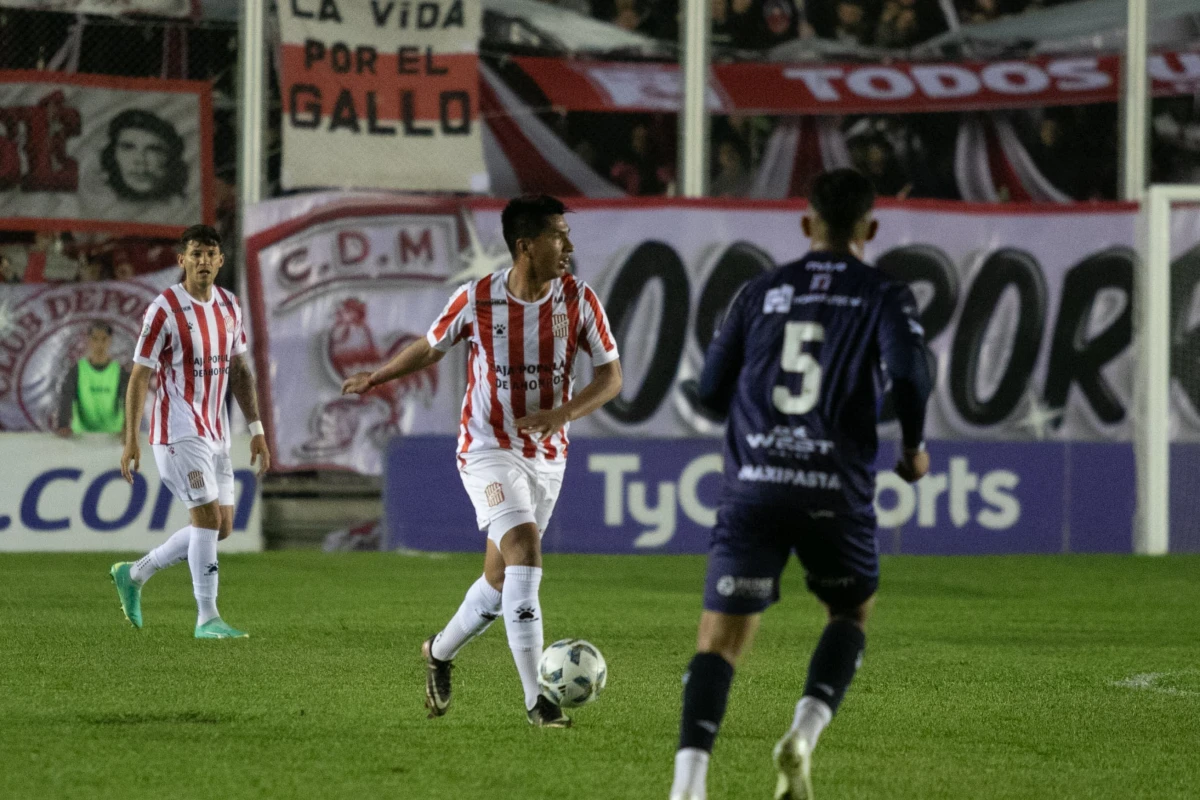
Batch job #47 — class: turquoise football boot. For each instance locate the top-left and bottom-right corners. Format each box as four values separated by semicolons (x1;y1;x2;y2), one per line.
194;618;249;639
109;562;143;629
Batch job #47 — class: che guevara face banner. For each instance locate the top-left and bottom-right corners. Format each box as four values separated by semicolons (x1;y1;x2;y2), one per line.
243;193;1200;474
0;71;213;236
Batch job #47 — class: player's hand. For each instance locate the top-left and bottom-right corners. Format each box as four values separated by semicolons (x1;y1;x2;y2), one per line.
341;371;375;396
515;408;569;441
121;440;141;484
250;434;271;477
895;447;929;483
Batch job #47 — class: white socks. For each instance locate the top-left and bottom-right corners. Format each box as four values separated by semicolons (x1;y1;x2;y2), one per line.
790;696;834;748
670;748;710;800
188;526;220;626
502;565;544;710
130;526;192;584
431;576;503;661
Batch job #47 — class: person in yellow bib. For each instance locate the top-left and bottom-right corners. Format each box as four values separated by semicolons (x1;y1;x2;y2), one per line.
56;321;130;437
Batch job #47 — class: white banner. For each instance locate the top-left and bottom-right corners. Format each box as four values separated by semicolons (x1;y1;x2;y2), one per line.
278;0;487;193
0;433;262;552
0;72;213;236
244;195;1200;474
0;267;179;431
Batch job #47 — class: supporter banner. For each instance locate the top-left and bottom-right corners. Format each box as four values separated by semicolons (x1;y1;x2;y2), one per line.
513;51;1200;114
0;72;213;236
0;433;262;552
0;1;196;16
243;195;1200;474
0;267;179;432
278;0;487;193
384;435;1198;554
244;195;472;474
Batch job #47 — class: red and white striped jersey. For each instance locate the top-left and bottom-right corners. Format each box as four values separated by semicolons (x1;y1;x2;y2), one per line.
133;284;248;447
426;268;619;464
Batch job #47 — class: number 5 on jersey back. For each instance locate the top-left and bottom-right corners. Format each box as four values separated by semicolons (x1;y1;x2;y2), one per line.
773;321;824;415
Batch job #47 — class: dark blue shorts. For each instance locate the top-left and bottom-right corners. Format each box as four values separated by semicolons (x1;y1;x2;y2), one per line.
703;502;879;615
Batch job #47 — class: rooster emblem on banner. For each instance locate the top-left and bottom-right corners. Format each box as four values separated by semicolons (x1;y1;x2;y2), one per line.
296;298;439;459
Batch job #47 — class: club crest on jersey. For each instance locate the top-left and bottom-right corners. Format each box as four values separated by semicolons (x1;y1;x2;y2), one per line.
552;314;569;338
224;313;235;328
485;482;505;507
493;323;507;338
187;470;206;490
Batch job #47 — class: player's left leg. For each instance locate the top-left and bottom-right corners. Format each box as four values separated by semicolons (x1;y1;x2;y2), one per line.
496;520;568;727
192;448;247;639
670;611;763;800
671;503;788;800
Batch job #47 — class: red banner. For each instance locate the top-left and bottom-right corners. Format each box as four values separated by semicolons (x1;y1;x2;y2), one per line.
514;51;1200;114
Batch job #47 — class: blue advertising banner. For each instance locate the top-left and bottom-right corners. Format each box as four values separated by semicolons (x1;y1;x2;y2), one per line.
0;433;263;552
383;436;1200;555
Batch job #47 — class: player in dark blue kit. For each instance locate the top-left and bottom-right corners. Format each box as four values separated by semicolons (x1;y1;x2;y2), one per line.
668;170;932;800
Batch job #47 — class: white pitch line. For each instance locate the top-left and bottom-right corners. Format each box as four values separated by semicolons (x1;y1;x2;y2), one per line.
1111;672;1200;697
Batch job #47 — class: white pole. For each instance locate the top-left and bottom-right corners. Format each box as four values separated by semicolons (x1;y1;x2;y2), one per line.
679;0;710;198
1120;0;1148;201
1135;186;1170;554
238;0;267;214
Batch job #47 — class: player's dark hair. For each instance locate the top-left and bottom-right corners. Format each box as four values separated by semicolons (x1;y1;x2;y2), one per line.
100;109;188;200
88;320;113;336
179;224;221;253
501;194;568;257
809;169;875;245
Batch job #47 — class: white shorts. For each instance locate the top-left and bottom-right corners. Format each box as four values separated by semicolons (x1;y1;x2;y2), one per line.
152;436;235;509
459;449;565;545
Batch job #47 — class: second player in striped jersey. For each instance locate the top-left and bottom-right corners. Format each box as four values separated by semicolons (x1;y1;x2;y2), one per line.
342;195;623;727
111;225;270;640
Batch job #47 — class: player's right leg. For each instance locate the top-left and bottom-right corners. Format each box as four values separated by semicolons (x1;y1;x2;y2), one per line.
670;503;788;800
773;513;879;799
111;524;191;629
422;539;505;718
772;595;873;800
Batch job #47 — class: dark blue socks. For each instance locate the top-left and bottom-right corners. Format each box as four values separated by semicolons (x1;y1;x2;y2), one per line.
678;652;735;752
802;619;866;713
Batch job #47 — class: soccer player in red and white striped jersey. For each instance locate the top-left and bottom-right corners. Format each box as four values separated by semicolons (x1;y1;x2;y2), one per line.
110;225;271;640
342;196;623;727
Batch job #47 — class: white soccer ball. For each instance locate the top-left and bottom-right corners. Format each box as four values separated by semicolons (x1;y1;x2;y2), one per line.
537;638;607;708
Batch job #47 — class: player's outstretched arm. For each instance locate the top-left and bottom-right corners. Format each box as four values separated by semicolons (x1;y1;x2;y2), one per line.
229;354;271;476
341;337;446;396
516;360;623;440
121;364;153;483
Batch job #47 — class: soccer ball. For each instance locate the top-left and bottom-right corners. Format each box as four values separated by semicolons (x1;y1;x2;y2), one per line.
537;638;607;708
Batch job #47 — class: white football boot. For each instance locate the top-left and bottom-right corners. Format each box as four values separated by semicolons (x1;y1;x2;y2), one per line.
772;732;814;800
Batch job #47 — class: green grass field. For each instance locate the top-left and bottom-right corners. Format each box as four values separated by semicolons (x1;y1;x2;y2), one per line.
2;552;1198;799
